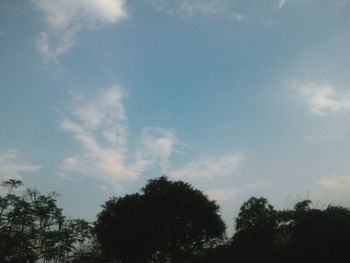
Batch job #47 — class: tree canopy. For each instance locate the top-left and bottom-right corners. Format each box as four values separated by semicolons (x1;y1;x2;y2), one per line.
231;197;278;261
206;197;350;262
0;179;92;263
95;176;226;263
2;177;350;263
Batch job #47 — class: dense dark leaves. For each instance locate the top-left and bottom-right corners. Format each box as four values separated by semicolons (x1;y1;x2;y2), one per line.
211;197;350;262
2;177;350;262
229;197;278;262
0;180;91;263
95;176;226;263
142;177;226;260
95;193;152;263
279;202;350;262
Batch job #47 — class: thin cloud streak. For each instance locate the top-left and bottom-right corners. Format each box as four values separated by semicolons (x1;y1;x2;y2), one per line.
59;85;177;191
32;0;127;61
169;153;245;181
319;175;350;190
0;150;41;181
60;86;245;192
206;187;240;202
278;0;287;9
311;175;350;205
292;81;350;115
151;0;246;21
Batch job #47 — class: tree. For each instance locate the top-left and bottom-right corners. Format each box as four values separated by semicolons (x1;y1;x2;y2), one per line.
277;200;350;262
230;197;278;261
227;197;350;262
95;193;151;263
0;179;91;263
95;176;226;263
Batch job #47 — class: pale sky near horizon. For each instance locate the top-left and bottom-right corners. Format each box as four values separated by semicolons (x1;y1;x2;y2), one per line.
1;0;350;232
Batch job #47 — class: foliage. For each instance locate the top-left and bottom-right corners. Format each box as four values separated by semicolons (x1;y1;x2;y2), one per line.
95;176;226;263
0;179;91;263
2;177;350;262
230;197;278;261
277;201;350;261
211;197;350;262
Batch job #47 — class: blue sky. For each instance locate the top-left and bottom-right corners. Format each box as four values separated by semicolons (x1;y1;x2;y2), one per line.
1;0;350;231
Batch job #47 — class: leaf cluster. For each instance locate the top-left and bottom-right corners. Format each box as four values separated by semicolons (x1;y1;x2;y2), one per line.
95;176;226;263
0;180;92;263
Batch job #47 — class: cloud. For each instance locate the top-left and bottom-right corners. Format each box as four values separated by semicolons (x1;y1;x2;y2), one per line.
32;0;127;61
151;0;245;21
60;85;176;190
206;187;240;202
133;128;176;173
60;85;245;191
36;30;78;62
278;0;287;9
318;175;350;191
292;81;350;115
169;153;245;181
72;85;127;150
315;175;350;204
0;150;41;181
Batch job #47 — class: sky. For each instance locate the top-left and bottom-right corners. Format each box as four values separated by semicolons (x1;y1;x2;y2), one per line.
1;0;350;232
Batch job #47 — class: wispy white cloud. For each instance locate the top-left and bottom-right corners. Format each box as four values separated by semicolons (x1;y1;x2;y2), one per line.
206;187;240;202
304;127;348;141
60;86;245;191
300;175;350;207
247;180;272;189
32;0;127;61
315;175;350;204
72;86;127;151
134;128;176;174
205;180;270;203
292;81;350;115
278;0;287;9
169;153;245;181
60;85;176;190
151;0;246;21
0;150;41;181
179;0;227;15
318;175;350;190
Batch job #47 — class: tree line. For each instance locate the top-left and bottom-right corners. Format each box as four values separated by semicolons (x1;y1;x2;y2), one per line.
1;176;350;262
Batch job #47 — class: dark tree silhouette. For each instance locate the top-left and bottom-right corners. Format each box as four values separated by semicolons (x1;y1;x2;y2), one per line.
95;176;226;263
231;197;278;261
0;179;91;263
3;177;350;263
95;193;152;263
277;200;350;262
220;197;350;262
